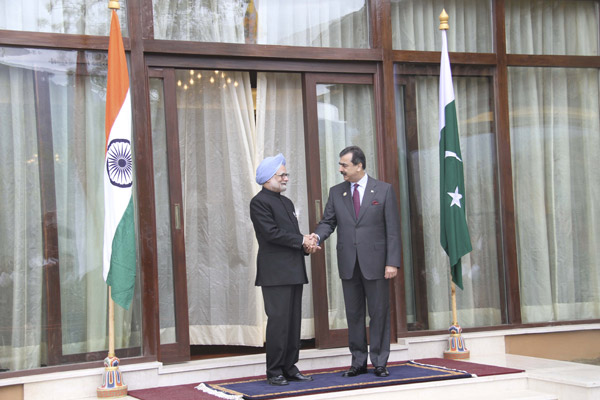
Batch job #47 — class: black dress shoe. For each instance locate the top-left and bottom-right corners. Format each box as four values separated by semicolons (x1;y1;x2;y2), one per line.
342;366;368;377
374;366;389;377
285;372;313;382
267;375;289;386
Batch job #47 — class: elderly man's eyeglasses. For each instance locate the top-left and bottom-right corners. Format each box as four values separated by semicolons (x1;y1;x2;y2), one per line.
274;173;290;178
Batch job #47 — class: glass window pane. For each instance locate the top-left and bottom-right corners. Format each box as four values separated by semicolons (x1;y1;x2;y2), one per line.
509;67;600;323
0;60;44;372
394;67;503;330
392;84;416;325
506;0;599;55
153;0;369;48
0;47;141;373
391;0;493;52
149;78;177;345
316;83;378;330
0;1;129;36
176;69;263;346
256;72;313;332
176;70;312;346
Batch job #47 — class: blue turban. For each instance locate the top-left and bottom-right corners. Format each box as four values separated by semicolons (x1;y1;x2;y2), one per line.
256;153;286;185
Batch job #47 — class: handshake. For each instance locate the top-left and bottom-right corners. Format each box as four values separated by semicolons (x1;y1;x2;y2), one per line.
303;233;321;254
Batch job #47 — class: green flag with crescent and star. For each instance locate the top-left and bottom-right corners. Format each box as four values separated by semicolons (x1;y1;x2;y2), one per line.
439;29;472;290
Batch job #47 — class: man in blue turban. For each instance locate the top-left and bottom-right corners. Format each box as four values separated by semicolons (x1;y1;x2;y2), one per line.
249;154;318;386
255;153;286;185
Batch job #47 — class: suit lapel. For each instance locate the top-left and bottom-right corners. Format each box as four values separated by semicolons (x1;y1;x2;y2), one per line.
357;177;377;223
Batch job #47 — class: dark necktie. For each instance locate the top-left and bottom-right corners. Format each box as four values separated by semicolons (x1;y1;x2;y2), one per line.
353;183;360;218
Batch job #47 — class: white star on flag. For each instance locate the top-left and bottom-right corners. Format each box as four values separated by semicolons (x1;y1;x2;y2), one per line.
448;186;463;208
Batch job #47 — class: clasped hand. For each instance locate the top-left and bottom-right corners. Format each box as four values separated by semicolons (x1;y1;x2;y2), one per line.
303;233;321;254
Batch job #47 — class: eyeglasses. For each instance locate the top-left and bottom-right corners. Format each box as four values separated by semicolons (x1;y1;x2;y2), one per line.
274;173;290;178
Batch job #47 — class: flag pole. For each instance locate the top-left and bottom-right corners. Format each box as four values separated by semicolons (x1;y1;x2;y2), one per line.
98;1;129;397
440;8;470;360
109;287;115;358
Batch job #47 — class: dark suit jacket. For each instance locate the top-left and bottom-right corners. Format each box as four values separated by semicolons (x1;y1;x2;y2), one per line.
315;176;401;280
250;187;309;286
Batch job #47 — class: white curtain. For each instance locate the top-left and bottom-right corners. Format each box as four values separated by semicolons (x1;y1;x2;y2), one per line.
506;0;599;55
509;67;600;323
175;70;314;346
390;0;493;52
153;0;369;48
0;47;139;372
0;0;128;36
0;65;45;372
409;75;501;329
506;0;600;323
175;70;263;346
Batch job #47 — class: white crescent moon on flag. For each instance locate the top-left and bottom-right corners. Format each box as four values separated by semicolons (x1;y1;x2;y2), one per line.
445;151;462;162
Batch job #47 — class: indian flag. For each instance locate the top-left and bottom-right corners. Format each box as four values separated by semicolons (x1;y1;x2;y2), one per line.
439;28;472;290
103;9;136;310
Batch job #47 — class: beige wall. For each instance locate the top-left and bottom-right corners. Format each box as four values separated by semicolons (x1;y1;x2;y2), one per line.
505;330;600;362
0;385;23;400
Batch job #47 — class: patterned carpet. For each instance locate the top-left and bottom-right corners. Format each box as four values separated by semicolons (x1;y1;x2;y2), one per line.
128;358;524;400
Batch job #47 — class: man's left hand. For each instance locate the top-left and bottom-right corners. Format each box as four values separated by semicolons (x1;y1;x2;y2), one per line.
384;266;398;279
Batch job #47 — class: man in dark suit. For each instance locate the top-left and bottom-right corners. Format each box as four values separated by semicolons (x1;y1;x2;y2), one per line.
314;146;401;378
250;153;317;386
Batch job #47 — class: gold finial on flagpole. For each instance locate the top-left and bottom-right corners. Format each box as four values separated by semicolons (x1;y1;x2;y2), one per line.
439;9;449;30
108;0;120;10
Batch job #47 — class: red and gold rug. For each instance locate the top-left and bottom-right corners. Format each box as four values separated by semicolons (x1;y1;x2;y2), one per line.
128;358;524;400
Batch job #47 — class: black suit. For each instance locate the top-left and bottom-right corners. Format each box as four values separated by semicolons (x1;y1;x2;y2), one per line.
250;187;309;378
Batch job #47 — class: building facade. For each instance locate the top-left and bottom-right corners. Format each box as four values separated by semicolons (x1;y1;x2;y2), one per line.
1;0;599;375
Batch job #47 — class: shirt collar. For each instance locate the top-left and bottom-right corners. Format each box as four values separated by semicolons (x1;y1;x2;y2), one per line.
353;174;368;188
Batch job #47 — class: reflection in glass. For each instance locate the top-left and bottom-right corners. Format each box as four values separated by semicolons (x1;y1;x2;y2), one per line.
0;0;129;36
153;0;369;48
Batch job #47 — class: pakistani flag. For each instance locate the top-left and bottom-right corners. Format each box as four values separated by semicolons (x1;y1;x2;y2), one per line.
439;29;472;290
103;10;136;310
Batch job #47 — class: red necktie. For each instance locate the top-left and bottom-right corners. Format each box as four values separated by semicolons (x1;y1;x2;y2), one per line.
353;183;360;218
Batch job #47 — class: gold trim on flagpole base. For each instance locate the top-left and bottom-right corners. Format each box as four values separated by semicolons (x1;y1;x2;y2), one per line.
444;281;470;360
108;1;120;10
97;355;128;398
98;288;128;398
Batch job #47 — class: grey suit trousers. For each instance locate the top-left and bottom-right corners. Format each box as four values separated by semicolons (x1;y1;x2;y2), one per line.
342;261;391;369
